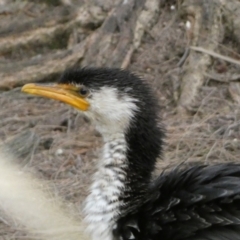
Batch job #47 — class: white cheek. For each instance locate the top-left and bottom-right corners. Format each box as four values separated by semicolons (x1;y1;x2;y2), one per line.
86;87;138;133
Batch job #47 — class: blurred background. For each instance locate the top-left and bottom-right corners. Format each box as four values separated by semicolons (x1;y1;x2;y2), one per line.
1;0;240;238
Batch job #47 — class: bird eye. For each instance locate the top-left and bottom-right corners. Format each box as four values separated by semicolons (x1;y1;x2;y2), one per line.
79;86;89;97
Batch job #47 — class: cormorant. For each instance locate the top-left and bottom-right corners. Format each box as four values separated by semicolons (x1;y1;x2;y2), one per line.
22;68;240;240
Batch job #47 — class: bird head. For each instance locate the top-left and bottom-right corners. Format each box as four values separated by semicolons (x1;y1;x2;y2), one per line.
21;68;154;139
22;67;164;189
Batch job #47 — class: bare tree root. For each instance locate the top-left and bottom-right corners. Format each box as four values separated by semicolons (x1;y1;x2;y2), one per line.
0;40;88;90
221;0;240;104
222;0;240;45
0;0;161;89
0;4;106;55
121;0;160;68
81;0;152;68
177;0;224;114
0;2;107;90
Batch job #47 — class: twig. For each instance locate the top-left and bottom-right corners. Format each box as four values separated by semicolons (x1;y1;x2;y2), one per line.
205;72;240;83
177;48;190;67
190;46;240;66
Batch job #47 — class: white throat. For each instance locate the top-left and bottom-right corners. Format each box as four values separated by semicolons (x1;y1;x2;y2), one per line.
83;133;128;240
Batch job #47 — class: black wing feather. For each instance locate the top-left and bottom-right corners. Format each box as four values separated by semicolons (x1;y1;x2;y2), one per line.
114;163;240;240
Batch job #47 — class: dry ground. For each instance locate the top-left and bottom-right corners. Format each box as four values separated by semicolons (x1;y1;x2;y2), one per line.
1;0;240;239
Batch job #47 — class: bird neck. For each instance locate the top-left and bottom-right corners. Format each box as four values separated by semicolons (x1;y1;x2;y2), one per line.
84;117;163;239
83;133;128;240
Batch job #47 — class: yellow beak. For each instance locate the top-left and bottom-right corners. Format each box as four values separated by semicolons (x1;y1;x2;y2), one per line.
21;83;89;111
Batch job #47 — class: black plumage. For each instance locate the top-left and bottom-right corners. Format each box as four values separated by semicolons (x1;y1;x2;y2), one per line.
115;163;240;240
22;68;240;240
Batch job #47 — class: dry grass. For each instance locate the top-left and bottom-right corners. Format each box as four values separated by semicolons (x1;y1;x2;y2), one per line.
1;3;240;239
